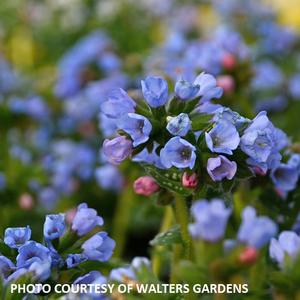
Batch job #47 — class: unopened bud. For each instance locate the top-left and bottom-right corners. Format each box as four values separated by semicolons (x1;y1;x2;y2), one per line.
217;75;235;94
182;172;198;189
18;193;34;211
239;247;258;265
133;176;159;196
222;53;236;70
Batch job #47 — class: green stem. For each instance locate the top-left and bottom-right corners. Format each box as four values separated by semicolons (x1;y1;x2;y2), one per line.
169;194;191;284
174;194;191;259
111;182;135;258
152;206;173;277
170;244;182;284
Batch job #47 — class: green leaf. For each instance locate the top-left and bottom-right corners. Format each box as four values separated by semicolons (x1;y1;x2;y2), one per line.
142;164;192;196
190;113;213;131
150;225;182;247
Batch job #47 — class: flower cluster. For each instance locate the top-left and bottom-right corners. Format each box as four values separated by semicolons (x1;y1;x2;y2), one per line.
101;73;299;196
0;203;115;285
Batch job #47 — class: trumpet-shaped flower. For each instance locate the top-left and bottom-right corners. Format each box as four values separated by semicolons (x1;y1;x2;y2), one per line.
160;137;196;169
205;120;240;155
117;113;152;147
141;76;168;107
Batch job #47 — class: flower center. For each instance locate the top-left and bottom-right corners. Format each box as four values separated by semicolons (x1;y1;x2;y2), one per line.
180;147;192;160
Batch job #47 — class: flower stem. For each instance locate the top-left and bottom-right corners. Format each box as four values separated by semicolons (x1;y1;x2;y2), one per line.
174;194;191;259
111;180;135;258
152;205;173;277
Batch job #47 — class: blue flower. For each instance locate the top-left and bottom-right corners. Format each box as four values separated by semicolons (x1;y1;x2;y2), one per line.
189;199;231;242
251;61;283;90
166;113;191;137
132;143;165;169
213;107;250;129
131;257;151;270
160;137;196;169
5;268;27;284
289;74;300;99
269;231;300;267
74;271;107;299
103;136;133;165
141;76;169;107
28;261;51;282
288;154;300;174
95;165;124;191
207;155;237;181
0;256;15;279
72;203;104;236
66;254;86;269
110;267;136;282
4;226;31;249
205;120;240;155
101;88;136;119
117;113;152;147
175;79;200;100
16;241;51;268
82;232;115;262
238;206;278;249
43;214;65;240
270;163;299;192
240;111;287;170
194;72;223;102
74;270;107;285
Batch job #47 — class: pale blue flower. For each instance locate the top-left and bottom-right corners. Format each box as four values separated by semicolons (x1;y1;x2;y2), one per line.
205;120;240;154
166;113;191;136
117;113;152;147
141;76;169;107
160;137;196;169
189;199;231;242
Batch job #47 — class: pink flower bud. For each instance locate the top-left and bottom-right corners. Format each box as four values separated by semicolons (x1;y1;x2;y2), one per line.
182;172;198;189
217;75;235;94
239;247;258;265
222;53;236;70
252;166;267;176
18;193;34;211
133;176;159;196
66;208;77;224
